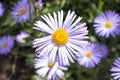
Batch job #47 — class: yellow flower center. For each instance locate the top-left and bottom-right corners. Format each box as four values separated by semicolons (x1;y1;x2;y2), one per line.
20;8;27;15
86;52;92;58
48;63;54;68
2;43;8;48
52;28;69;46
105;21;112;28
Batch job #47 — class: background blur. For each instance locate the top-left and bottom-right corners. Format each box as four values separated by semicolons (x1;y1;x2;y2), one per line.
1;0;120;80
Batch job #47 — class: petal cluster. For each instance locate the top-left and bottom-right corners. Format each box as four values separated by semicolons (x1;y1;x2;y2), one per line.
77;42;102;68
94;10;120;38
110;57;120;80
34;56;67;80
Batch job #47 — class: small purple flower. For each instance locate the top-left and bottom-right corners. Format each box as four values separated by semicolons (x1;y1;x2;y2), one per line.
34;56;67;80
110;57;120;80
11;0;34;23
98;44;109;58
94;10;120;38
16;31;30;43
0;35;14;55
76;42;102;68
35;0;43;9
0;2;4;17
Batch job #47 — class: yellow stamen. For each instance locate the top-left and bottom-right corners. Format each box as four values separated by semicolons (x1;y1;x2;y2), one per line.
20;8;27;15
86;52;92;58
105;21;112;28
52;28;69;46
2;43;8;48
48;63;54;68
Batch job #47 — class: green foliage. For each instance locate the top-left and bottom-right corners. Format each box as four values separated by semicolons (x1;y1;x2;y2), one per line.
1;0;120;80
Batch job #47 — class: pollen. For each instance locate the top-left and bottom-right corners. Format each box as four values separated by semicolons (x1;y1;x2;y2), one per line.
20;8;27;15
86;52;92;58
2;43;8;48
105;21;112;28
52;28;69;46
48;63;54;68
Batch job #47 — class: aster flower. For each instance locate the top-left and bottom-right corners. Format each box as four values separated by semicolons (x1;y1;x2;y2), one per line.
33;10;89;66
34;56;67;80
0;2;4;17
76;42;102;68
0;35;14;55
98;44;109;58
94;10;120;38
110;57;120;80
35;0;43;9
16;31;30;43
11;0;34;23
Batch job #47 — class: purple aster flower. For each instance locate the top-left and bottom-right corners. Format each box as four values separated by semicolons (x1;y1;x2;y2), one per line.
11;0;34;23
94;10;120;38
33;10;89;66
76;42;102;68
0;35;14;55
98;44;109;58
0;2;4;17
34;56;67;80
110;57;120;80
35;0;43;9
16;31;30;43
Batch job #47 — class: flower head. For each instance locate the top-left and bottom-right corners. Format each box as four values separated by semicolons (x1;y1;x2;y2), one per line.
0;2;4;17
35;0;43;9
98;44;109;58
34;56;67;80
11;0;34;23
0;35;14;55
94;10;120;38
33;10;89;66
110;57;120;80
16;31;30;43
76;42;102;68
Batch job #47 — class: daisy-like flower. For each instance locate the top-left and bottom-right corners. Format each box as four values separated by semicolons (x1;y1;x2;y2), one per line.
34;56;67;80
110;57;120;80
35;0;43;9
16;31;30;43
76;42;102;68
94;10;120;38
0;35;14;55
98;44;109;58
33;10;89;66
0;2;4;17
11;0;34;23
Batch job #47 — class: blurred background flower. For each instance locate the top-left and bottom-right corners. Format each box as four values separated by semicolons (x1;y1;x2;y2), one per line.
0;35;14;55
11;0;34;23
16;31;30;44
0;2;4;17
35;0;43;9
